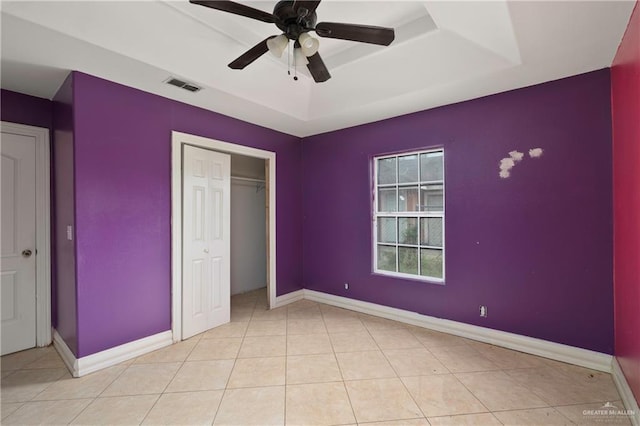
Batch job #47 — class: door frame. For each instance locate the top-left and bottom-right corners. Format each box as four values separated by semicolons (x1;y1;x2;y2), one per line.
171;131;276;342
1;121;52;348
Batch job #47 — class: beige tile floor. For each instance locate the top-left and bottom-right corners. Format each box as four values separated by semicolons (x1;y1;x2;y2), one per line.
1;288;632;425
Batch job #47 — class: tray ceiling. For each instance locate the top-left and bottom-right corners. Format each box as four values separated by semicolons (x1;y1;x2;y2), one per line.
1;1;634;137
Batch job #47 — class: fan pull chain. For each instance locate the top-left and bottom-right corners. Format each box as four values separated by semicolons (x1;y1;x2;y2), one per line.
284;39;298;82
287;40;291;76
293;45;298;81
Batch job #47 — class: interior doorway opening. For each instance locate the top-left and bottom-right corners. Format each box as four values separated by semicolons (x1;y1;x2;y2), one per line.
0;121;51;355
171;131;276;342
230;154;267;301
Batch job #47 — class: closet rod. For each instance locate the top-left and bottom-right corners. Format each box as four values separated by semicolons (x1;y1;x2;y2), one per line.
231;176;266;183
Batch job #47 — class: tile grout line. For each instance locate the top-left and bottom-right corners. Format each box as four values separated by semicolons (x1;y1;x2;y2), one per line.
212;295;256;426
447;369;513;420
321;305;359;425
506;362;615;409
138;332;204;425
13;368;67;404
283;303;289;426
405;326;514;424
366;313;507;423
363;315;434;423
0;401;26;423
63;352;134;424
442;351;563;422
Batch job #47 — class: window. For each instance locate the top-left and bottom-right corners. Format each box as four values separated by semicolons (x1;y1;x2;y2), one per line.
373;149;444;282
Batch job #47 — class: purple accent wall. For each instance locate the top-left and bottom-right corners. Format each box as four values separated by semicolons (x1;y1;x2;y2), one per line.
52;74;78;355
1;89;52;130
302;69;614;354
1;69;616;357
71;72;302;357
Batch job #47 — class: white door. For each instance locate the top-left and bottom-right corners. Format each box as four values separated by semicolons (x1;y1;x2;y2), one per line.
1;132;37;355
182;145;231;339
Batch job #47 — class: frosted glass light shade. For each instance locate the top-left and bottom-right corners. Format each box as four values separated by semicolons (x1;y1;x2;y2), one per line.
298;32;319;57
293;48;309;65
267;34;289;58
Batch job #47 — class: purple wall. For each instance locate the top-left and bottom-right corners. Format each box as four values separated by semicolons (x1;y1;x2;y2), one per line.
302;69;614;354
52;74;78;355
71;72;302;357
3;69;614;357
1;89;52;130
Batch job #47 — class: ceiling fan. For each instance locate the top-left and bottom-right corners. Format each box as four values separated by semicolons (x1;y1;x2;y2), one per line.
189;0;396;83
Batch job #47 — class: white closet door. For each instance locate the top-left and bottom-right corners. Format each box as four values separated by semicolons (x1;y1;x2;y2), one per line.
182;145;231;339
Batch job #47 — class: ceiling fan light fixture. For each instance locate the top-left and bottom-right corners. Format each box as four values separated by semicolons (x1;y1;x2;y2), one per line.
190;0;396;83
298;32;319;57
266;34;289;58
293;48;309;66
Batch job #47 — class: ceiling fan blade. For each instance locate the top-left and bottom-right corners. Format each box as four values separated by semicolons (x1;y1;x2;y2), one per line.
293;1;322;16
228;37;273;69
189;0;275;23
315;22;395;46
307;52;331;83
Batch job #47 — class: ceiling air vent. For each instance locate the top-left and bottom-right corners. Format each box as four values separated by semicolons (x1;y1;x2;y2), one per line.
182;84;201;93
165;77;201;93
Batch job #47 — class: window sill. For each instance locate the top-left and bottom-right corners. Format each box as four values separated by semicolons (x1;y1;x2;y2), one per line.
372;270;445;286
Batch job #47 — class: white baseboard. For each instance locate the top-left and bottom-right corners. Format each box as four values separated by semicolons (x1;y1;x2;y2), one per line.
52;289;619;379
303;289;613;372
274;289;304;308
52;329;173;377
612;357;640;426
52;330;79;377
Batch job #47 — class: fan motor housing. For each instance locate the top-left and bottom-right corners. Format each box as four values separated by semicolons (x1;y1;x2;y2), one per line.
273;0;317;39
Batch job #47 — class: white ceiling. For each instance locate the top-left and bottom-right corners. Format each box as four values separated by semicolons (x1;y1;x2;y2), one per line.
0;1;634;137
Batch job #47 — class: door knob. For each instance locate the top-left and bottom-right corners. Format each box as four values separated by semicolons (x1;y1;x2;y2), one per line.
22;249;33;258
203;248;209;253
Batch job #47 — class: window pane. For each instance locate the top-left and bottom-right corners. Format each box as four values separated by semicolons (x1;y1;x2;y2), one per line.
378;188;397;212
398;186;419;212
420;184;443;212
420;152;443;181
377;245;396;272
398;247;418;274
398;218;418;245
420;217;443;247
378;157;396;185
378;218;397;243
374;150;444;281
420;249;443;278
398;155;419;183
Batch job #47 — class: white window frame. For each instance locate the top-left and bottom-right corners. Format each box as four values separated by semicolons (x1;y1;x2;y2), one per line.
372;148;445;283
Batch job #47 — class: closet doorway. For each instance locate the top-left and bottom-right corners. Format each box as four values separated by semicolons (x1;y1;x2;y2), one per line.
171;131;276;342
230;155;267;300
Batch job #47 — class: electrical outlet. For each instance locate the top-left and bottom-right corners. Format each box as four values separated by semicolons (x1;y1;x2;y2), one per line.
479;305;488;317
344;283;349;290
